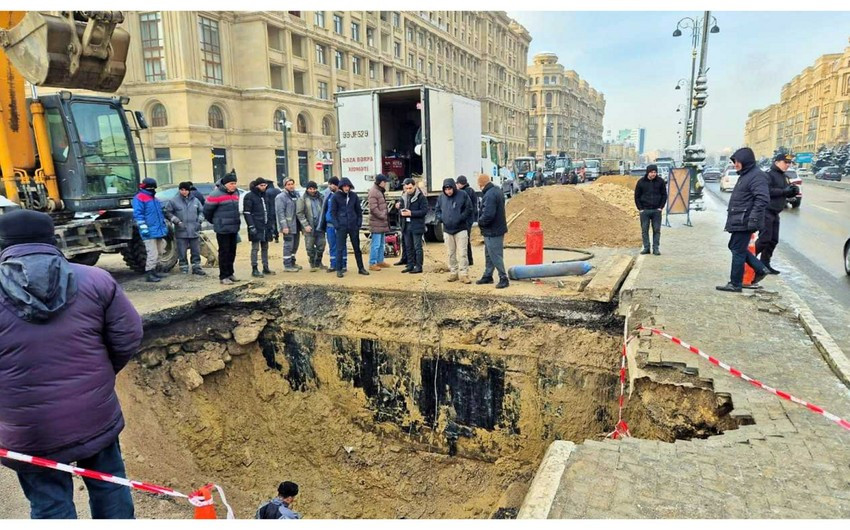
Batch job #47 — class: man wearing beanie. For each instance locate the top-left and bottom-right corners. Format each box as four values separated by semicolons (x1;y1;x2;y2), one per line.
455;175;477;266
330;177;369;277
633;164;667;255
296;181;326;271
204;171;242;284
164;181;206;275
0;210;143;519
132;178;170;282
275;178;302;272
476;173;509;288
367;174;391;271
317;177;347;272
756;153;798;275
243;178;278;277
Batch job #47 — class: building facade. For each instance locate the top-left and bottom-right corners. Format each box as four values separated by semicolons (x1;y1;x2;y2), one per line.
744;40;850;158
616;128;645;155
602;142;638;164
111;10;531;185
526;52;605;161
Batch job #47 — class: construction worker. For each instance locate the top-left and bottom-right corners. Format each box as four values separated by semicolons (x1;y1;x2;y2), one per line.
243;178;278;277
256;481;301;519
0;210;143;519
296;181;326;271
755;153;799;275
204;171;242;285
164;181;206;276
132;177;169;282
275;178;301;272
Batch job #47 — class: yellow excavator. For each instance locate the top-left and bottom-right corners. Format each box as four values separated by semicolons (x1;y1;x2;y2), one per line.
0;11;176;271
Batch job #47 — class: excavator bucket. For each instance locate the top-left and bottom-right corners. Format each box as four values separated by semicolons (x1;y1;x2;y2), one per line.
0;11;129;93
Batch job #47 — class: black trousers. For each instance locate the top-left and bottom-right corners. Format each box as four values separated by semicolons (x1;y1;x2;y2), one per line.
336;227;364;271
216;233;238;280
403;229;424;270
466;225;474;265
728;231;765;287
755;210;780;266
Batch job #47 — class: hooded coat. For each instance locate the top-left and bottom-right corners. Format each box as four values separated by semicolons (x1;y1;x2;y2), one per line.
634;165;668;210
243;180;277;242
478;181;508;237
0;244;142;467
203;182;242;234
329;178;363;231
725;148;770;233
435;178;473;235
131;188;168;240
367;183;390;234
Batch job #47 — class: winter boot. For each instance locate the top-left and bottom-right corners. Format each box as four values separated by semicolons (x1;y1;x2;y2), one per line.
496;277;510;289
145;271;161;283
460;275;471;284
252;267;264;278
192;267;207;276
262;267;276;275
180;265;190;274
447;273;459;282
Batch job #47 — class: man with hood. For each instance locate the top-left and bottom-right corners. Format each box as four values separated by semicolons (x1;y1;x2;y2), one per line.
318;177;346;272
717;147;771;293
0;210;143;519
275;178;301;272
188;182;206;205
296;181;326;271
435;177;473;283
204;171;242;284
397;178;428;274
367;174;391;271
633;164;667;255
243;178;278;277
329;177;369;277
164;181;206;276
265;181;282;242
476;174;509;289
755;153;798;275
131;177;169;282
455;175;477;266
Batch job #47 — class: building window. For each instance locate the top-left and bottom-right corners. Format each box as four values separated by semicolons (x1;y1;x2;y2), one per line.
333;14;343;34
545;93;553;108
407;53;414;68
150;103;168;127
322;116;333;136
418;32;424;47
394;41;401;59
198;16;222;84
396;71;403;86
267;25;284;51
335;50;345;70
318;81;328;100
208;105;225;129
352;56;362;75
315;44;327;65
407;27;414;42
274;109;288;131
314;11;325;28
428;61;433;76
351;21;360;41
392;12;401;27
369;60;377;79
291;34;304;58
270;63;285;90
367;27;375;47
418;57;424;72
140;12;166;82
297;113;309;134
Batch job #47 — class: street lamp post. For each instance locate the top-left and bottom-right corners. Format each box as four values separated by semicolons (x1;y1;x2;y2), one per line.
277;116;293;187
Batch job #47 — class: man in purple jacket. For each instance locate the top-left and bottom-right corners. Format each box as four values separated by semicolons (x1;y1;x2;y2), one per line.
0;210;143;519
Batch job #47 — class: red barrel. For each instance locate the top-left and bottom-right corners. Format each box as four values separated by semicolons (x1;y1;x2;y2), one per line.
526;220;544;265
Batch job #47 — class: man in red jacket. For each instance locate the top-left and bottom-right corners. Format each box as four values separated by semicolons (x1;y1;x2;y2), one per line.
0;210;143;518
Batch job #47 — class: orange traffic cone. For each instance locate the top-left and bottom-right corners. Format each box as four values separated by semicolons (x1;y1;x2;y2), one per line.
743;233;758;286
193;484;217;519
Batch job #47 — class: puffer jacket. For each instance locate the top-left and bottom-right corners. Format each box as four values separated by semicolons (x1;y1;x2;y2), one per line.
203;184;241;234
296;191;324;233
367;184;390;234
165;194;203;239
725;148;770;233
766;164;790;214
243;182;277;242
634;176;668;210
0;243;142;468
132;188;168;240
435;178;472;235
399;186;427;235
275;190;300;234
478;182;508;237
330;189;363;232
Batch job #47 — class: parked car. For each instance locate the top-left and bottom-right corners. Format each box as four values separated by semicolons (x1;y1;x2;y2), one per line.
703;168;722;182
785;170;802;208
720;169;739;192
815;166;843;181
796;167;813;178
845;237;850;276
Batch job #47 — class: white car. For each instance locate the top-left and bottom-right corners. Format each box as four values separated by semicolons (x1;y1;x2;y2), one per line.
720;169;739;192
796;168;813;179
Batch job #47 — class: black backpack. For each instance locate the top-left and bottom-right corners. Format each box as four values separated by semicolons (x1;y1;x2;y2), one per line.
256;500;279;519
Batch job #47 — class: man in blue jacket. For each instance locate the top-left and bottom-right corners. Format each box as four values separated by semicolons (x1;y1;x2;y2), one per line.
329;178;369;277
318;177;346;272
131;178;169;282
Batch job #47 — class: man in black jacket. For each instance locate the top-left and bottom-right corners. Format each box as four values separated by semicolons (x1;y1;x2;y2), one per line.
476;173;509;289
456;175;477;266
397;178;428;274
435;178;473;283
717;147;771;293
243;178;277;277
329;178;369;277
755;153;798;275
634;164;667;255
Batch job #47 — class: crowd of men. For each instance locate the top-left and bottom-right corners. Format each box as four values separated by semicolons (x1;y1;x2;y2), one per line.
134;172;511;289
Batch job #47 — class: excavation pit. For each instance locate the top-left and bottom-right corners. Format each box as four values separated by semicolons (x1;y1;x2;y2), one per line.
118;284;743;519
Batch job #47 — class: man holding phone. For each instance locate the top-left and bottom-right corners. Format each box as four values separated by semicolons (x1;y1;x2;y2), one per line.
397;178;427;274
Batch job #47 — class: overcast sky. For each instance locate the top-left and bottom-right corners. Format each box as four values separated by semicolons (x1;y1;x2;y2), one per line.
509;11;850;154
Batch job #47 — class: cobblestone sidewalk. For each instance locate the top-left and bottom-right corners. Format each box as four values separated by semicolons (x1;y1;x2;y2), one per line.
547;206;850;518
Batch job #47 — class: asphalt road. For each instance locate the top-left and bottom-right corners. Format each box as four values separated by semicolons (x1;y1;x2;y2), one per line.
706;180;850;350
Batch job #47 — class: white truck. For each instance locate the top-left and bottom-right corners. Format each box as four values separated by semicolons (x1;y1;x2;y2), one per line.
335;85;483;242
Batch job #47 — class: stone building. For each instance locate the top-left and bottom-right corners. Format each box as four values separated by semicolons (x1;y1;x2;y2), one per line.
107;10;530;185
526;52;605;161
744;39;850;158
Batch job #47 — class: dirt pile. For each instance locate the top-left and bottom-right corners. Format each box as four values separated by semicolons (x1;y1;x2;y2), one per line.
583;183;640;220
595;175;639;190
503;186;642;248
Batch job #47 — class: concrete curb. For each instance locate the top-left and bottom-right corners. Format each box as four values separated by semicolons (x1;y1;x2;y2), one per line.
779;282;850;388
799;177;849;192
517;441;576;519
616;253;646;316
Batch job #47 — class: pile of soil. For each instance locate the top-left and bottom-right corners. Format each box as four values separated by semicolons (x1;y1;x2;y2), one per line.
503;186;642;249
583;183;640;220
595;175;639;190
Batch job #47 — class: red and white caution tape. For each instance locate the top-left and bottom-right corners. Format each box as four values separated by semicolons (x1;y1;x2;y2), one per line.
641;326;850;433
0;448;234;518
606;339;634;439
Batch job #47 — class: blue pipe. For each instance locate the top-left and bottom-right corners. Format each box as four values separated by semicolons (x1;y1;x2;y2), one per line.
508;261;592;280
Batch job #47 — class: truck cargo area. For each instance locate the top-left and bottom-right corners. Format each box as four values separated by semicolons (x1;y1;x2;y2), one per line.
378;89;423;191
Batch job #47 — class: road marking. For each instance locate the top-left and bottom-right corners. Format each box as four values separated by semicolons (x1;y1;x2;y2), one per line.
810;204;840;214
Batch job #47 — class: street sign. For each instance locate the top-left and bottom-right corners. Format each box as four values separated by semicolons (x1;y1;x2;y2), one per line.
795;152;813;164
314;162;323;171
